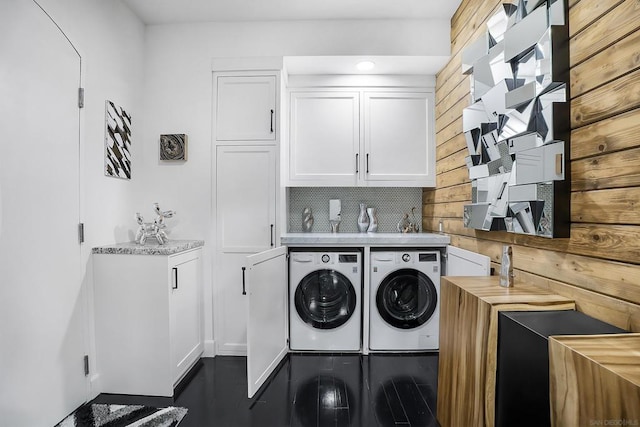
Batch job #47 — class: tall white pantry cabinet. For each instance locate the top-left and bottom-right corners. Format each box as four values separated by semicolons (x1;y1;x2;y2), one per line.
213;70;281;355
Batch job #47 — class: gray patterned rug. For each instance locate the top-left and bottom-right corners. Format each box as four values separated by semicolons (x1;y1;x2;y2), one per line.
55;403;188;427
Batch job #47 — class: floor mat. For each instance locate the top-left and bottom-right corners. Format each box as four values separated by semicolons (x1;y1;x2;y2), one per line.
55;403;187;427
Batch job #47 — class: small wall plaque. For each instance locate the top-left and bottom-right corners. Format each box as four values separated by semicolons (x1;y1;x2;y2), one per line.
159;134;187;161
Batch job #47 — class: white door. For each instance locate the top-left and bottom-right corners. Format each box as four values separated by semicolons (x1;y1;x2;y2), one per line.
245;247;288;398
0;1;85;425
446;246;491;276
215;145;277;355
363;92;435;186
215;75;277;141
288;91;360;185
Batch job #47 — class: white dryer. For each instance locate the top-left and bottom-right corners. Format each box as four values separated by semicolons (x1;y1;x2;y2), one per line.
369;250;440;351
289;250;362;351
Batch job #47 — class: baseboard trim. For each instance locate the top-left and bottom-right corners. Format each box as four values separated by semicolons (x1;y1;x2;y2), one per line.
174;359;203;398
204;340;216;357
89;373;101;400
216;343;247;356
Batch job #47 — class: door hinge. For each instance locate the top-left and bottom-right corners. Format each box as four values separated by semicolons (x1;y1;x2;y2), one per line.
78;223;85;244
84;355;90;376
78;88;85;108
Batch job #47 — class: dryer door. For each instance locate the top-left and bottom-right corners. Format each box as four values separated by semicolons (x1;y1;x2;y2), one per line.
376;268;437;329
294;269;357;330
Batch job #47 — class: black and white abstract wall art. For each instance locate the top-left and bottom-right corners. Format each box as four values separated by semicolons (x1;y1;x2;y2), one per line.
159;134;188;161
104;100;132;179
461;0;570;238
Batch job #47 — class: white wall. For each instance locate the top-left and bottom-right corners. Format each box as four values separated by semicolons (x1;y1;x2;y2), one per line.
137;19;452;355
0;0;144;424
1;4;451;423
37;0;146;245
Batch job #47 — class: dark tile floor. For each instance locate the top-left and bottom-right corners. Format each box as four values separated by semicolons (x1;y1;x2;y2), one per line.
92;353;439;427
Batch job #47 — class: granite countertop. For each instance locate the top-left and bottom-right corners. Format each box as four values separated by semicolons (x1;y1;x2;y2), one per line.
92;239;204;255
281;232;451;246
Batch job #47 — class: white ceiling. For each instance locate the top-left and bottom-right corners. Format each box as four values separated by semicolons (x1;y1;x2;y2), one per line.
284;55;451;75
123;0;463;25
123;0;463;75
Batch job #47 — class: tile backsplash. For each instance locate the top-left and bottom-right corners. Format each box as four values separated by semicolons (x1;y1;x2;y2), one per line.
288;187;423;233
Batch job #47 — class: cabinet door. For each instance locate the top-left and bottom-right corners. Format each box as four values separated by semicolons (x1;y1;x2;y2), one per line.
216;145;277;253
215;145;277;355
215;75;276;142
446;246;491;276
170;249;203;384
288;91;360;185
245;246;288;398
363;92;435;186
214;253;250;355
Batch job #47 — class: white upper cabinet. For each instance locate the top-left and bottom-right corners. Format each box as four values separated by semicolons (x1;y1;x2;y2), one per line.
215;75;277;142
364;92;434;186
286;88;435;187
288;92;360;185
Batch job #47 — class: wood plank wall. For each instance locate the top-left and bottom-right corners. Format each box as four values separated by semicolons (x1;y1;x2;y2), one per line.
424;0;640;332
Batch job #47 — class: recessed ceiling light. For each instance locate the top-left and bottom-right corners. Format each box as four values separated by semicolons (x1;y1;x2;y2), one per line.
356;60;375;71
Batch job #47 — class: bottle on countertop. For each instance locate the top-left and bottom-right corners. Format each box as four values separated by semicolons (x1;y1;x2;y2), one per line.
302;207;314;232
499;245;514;288
367;207;378;232
357;203;369;233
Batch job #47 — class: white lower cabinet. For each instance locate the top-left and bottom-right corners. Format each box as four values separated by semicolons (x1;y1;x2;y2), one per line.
93;248;203;397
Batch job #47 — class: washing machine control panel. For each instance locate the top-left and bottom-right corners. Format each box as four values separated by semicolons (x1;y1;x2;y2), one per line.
321;254;330;263
402;253;411;263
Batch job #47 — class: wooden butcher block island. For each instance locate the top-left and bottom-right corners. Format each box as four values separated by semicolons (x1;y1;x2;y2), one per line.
549;333;640;425
436;276;576;427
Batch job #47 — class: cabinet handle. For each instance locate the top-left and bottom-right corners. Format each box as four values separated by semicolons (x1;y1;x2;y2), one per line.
355;153;359;174
366;153;370;174
241;267;247;295
270;224;274;247
270;109;274;133
172;267;178;290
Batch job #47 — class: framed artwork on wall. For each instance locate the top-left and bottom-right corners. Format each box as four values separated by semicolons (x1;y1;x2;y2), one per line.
159;134;188;161
460;0;570;238
104;100;132;179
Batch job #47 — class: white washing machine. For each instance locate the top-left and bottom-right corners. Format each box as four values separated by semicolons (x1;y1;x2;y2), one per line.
289;250;362;351
369;250;441;351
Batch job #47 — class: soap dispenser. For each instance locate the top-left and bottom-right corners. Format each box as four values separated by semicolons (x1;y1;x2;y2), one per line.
329;199;341;233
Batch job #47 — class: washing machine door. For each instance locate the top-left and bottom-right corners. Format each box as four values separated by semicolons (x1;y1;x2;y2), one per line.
376;268;437;329
295;269;357;330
